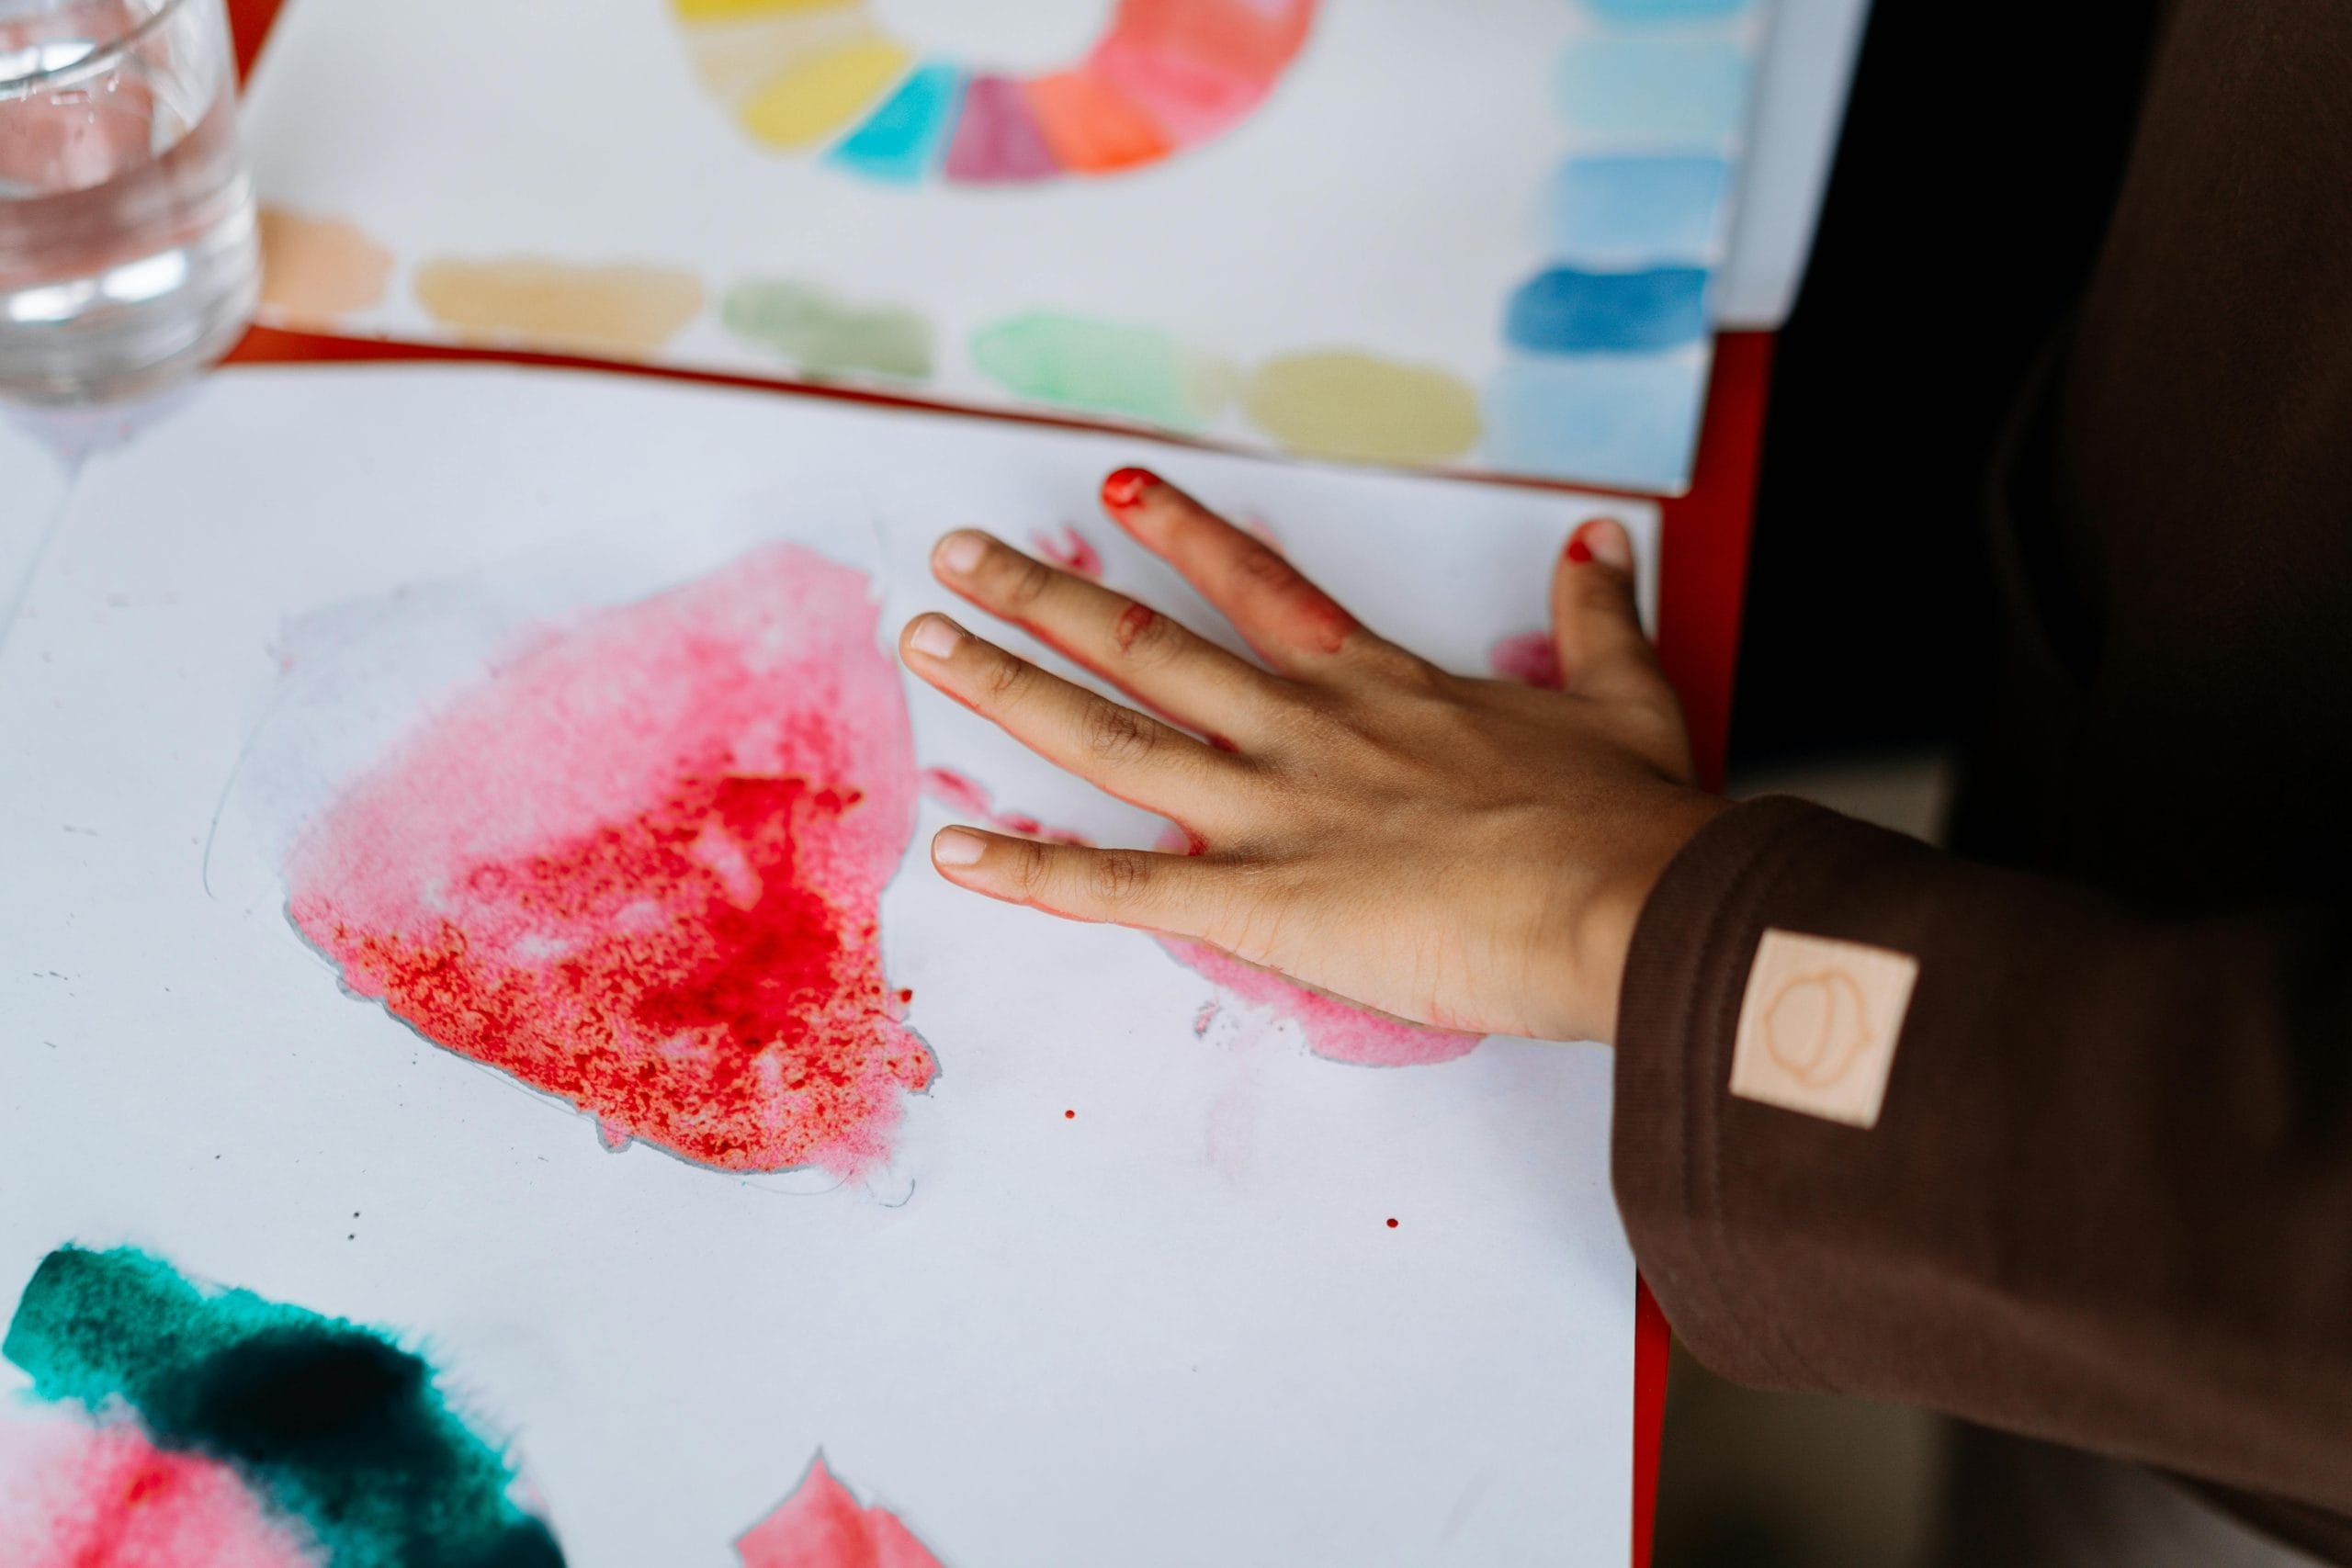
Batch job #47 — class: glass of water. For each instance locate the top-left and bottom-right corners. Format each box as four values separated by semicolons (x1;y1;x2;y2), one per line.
0;0;256;404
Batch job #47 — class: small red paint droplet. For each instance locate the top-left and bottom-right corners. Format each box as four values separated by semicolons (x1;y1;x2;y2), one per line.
1385;1218;1398;1228
1102;467;1157;510
1064;1109;1076;1120
1566;534;1594;564
897;988;914;1005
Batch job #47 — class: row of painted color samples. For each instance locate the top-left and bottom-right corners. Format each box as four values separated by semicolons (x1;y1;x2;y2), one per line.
243;0;1768;491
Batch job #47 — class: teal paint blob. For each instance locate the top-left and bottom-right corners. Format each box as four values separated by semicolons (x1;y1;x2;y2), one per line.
1542;155;1729;259
1555;39;1749;144
1504;265;1711;355
1485;352;1706;492
829;62;967;184
4;1247;562;1568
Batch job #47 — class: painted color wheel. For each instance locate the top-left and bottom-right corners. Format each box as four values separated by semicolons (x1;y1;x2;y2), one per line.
673;0;1319;184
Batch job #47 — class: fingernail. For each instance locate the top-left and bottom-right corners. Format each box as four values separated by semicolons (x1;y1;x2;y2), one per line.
908;615;965;660
933;828;987;866
934;531;986;575
1102;467;1158;510
1569;517;1634;573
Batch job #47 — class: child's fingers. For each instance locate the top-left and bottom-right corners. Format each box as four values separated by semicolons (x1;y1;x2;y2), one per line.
929;827;1224;933
1098;467;1382;671
1550;517;1669;704
899;613;1253;824
930;529;1276;745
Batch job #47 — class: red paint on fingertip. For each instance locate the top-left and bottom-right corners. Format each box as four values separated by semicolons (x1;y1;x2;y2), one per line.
1566;533;1595;565
1101;467;1157;510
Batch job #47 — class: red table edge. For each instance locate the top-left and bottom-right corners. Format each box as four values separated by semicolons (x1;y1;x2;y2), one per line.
225;7;1773;1562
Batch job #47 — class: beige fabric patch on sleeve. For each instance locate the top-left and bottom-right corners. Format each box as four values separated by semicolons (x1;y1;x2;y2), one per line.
1729;930;1920;1128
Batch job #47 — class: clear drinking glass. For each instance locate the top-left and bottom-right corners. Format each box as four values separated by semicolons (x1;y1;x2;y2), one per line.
0;0;256;404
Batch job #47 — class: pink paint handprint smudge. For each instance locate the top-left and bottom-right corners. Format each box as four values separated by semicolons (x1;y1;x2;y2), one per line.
738;1455;945;1568
285;545;931;1179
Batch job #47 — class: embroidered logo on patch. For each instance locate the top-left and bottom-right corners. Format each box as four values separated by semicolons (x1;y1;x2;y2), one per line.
1729;931;1918;1128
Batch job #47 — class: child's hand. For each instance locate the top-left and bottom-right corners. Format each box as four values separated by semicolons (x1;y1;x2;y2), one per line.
898;468;1725;1043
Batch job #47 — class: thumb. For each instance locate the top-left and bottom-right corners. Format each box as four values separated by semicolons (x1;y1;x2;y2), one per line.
1550;516;1666;701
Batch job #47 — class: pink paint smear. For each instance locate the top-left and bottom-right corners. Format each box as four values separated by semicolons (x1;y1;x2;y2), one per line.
285;545;930;1178
1027;525;1103;581
1488;631;1563;690
738;1455;944;1568
0;1413;320;1568
1159;937;1481;1066
922;767;1089;844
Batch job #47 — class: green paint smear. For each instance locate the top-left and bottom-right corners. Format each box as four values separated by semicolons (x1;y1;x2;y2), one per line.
721;279;934;381
969;311;1233;430
5;1247;562;1568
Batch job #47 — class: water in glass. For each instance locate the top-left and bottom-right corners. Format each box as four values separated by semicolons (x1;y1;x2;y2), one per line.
0;0;256;404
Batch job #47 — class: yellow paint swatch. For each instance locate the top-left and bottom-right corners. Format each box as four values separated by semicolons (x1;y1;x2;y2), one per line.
737;33;912;149
684;7;871;103
1244;351;1484;466
413;258;706;359
672;0;856;25
256;207;393;321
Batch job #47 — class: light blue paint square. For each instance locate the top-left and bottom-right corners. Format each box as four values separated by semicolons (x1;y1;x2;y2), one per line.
1583;0;1752;20
1484;352;1709;492
1556;39;1750;145
1543;155;1730;259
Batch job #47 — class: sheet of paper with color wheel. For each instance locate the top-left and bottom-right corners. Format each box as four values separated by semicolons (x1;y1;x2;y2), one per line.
0;364;1646;1565
239;0;1768;493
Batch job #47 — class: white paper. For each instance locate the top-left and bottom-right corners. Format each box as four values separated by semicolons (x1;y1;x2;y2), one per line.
1716;0;1871;326
0;365;1643;1566
240;0;1769;493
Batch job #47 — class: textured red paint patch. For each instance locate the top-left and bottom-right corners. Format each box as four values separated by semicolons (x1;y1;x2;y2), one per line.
0;1412;320;1567
1488;630;1564;690
737;1455;944;1568
1028;524;1103;581
285;546;929;1178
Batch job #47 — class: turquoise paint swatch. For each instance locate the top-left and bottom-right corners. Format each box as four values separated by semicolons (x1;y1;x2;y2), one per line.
829;62;966;184
1486;353;1707;492
1543;155;1729;258
1556;39;1749;144
1583;0;1751;19
6;1246;563;1568
1505;265;1710;354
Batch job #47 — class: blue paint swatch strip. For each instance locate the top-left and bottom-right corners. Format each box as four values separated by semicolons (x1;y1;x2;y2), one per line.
1555;39;1750;144
1504;265;1710;355
1543;154;1729;259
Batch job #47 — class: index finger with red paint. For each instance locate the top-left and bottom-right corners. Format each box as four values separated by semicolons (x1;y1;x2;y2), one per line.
1098;468;1376;670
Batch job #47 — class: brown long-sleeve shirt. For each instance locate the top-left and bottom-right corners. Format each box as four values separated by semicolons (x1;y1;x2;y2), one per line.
1614;1;2352;1557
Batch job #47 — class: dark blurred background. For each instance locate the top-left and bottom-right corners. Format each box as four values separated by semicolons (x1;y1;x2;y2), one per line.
1668;3;2165;1562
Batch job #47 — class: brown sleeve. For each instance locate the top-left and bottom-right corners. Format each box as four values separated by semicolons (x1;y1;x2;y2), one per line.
1613;796;2352;1516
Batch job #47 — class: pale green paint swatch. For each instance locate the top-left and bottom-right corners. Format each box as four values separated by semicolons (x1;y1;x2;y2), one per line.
1244;351;1483;466
969;311;1232;429
721;279;934;380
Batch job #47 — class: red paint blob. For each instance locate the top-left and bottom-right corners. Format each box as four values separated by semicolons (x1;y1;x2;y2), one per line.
737;1454;944;1568
0;1411;319;1567
1386;1217;1398;1229
1488;631;1564;690
287;546;930;1178
1566;534;1595;565
1100;467;1157;510
1029;524;1104;581
1063;1109;1076;1120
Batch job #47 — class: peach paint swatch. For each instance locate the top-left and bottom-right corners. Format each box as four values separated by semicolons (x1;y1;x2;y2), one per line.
413;258;706;358
255;207;394;321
